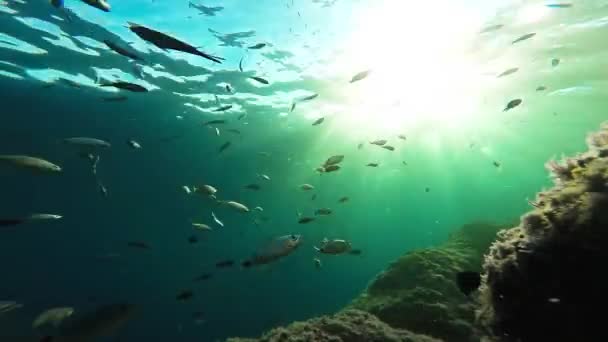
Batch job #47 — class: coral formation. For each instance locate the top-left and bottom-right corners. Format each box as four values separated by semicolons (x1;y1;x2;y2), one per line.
478;123;608;341
349;222;507;342
226;309;441;342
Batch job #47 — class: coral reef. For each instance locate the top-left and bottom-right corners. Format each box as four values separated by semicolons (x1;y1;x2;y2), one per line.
478;123;608;341
226;309;441;342
349;222;507;342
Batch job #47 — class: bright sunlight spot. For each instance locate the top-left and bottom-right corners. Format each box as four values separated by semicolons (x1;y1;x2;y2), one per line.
324;0;493;139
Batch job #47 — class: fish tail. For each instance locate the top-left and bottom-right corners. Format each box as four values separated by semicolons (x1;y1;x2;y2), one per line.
188;1;194;7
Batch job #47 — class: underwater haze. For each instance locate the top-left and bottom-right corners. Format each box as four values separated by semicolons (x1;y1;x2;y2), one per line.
0;0;605;341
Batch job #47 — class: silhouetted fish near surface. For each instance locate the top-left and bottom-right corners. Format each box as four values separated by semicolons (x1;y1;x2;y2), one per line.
214;105;233;112
338;196;349;203
456;271;481;296
350;70;371;83
366;163;379;167
312;117;324;126
546;3;572;8
249;76;269;85
81;0;111;12
215;259;235;268
127;22;224;63
248;43;266;49
536;86;547;91
218;141;231;153
503;98;522;111
298;216;315;224
479;24;503;34
100;81;148;92
497;67;518;77
103;40;143;61
512;33;536;44
552;58;560;67
203;119;226;126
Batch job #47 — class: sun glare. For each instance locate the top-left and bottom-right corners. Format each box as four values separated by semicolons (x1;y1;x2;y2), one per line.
326;0;491;140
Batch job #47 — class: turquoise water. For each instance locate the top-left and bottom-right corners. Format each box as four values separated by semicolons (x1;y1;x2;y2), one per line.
0;0;606;340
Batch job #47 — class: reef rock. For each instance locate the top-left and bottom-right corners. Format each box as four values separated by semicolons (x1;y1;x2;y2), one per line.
226;309;441;342
349;222;506;342
478;123;608;341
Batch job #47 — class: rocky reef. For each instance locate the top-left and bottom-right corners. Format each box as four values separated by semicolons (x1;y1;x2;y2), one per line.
478;123;608;341
226;309;441;342
227;221;506;342
349;222;507;342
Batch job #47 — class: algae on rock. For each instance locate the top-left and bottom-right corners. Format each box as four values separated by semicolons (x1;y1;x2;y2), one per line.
226;309;441;342
349;222;508;342
478;123;608;341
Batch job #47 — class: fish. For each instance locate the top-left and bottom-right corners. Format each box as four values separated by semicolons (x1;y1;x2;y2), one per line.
103;40;143;61
176;290;194;301
27;213;63;221
100;81;148;92
250;76;269;85
512;33;536;44
323;165;341;173
127;241;149;249
0;155;62;173
349;249;363;256
536;86;547;91
219;141;231;153
203;119;226;126
64;137;111;149
239;56;244;72
290;102;297;112
497;67;518;77
312;117;325;126
370;139;387;146
33;307;74;329
381;145;395;151
398;135;407;140
81;0;110;12
188;235;198;244
314;208;332;216
479;24;503;33
215;259;235;268
193;184;217;196
425;187;431;193
189;1;224;16
193;273;213;281
102;95;128;102
314;258;322;269
323;155;344;167
367;163;379;167
300;184;314;191
211;212;224;227
227;129;241;134
357;143;364;150
41;303;136;341
192;223;212;231
237;113;247;120
552;58;560;67
254;206;264;212
311;194;317;201
128;22;224;63
503;99;522;111
248;43;266;49
493;161;501;168
0;301;23;314
98;183;109;198
222;201;250;213
215;127;221;136
338;196;349;203
546;3;572;8
456;271;481;296
214;105;233;112
350;70;371;83
258;174;271;181
298;216;315;224
225;84;232;93
245;184;261;191
314;238;352;255
299;93;319;102
127;139;141;149
242;234;302;268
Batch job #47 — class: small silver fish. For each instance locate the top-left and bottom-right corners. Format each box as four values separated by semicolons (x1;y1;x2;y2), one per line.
211;212;224;227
